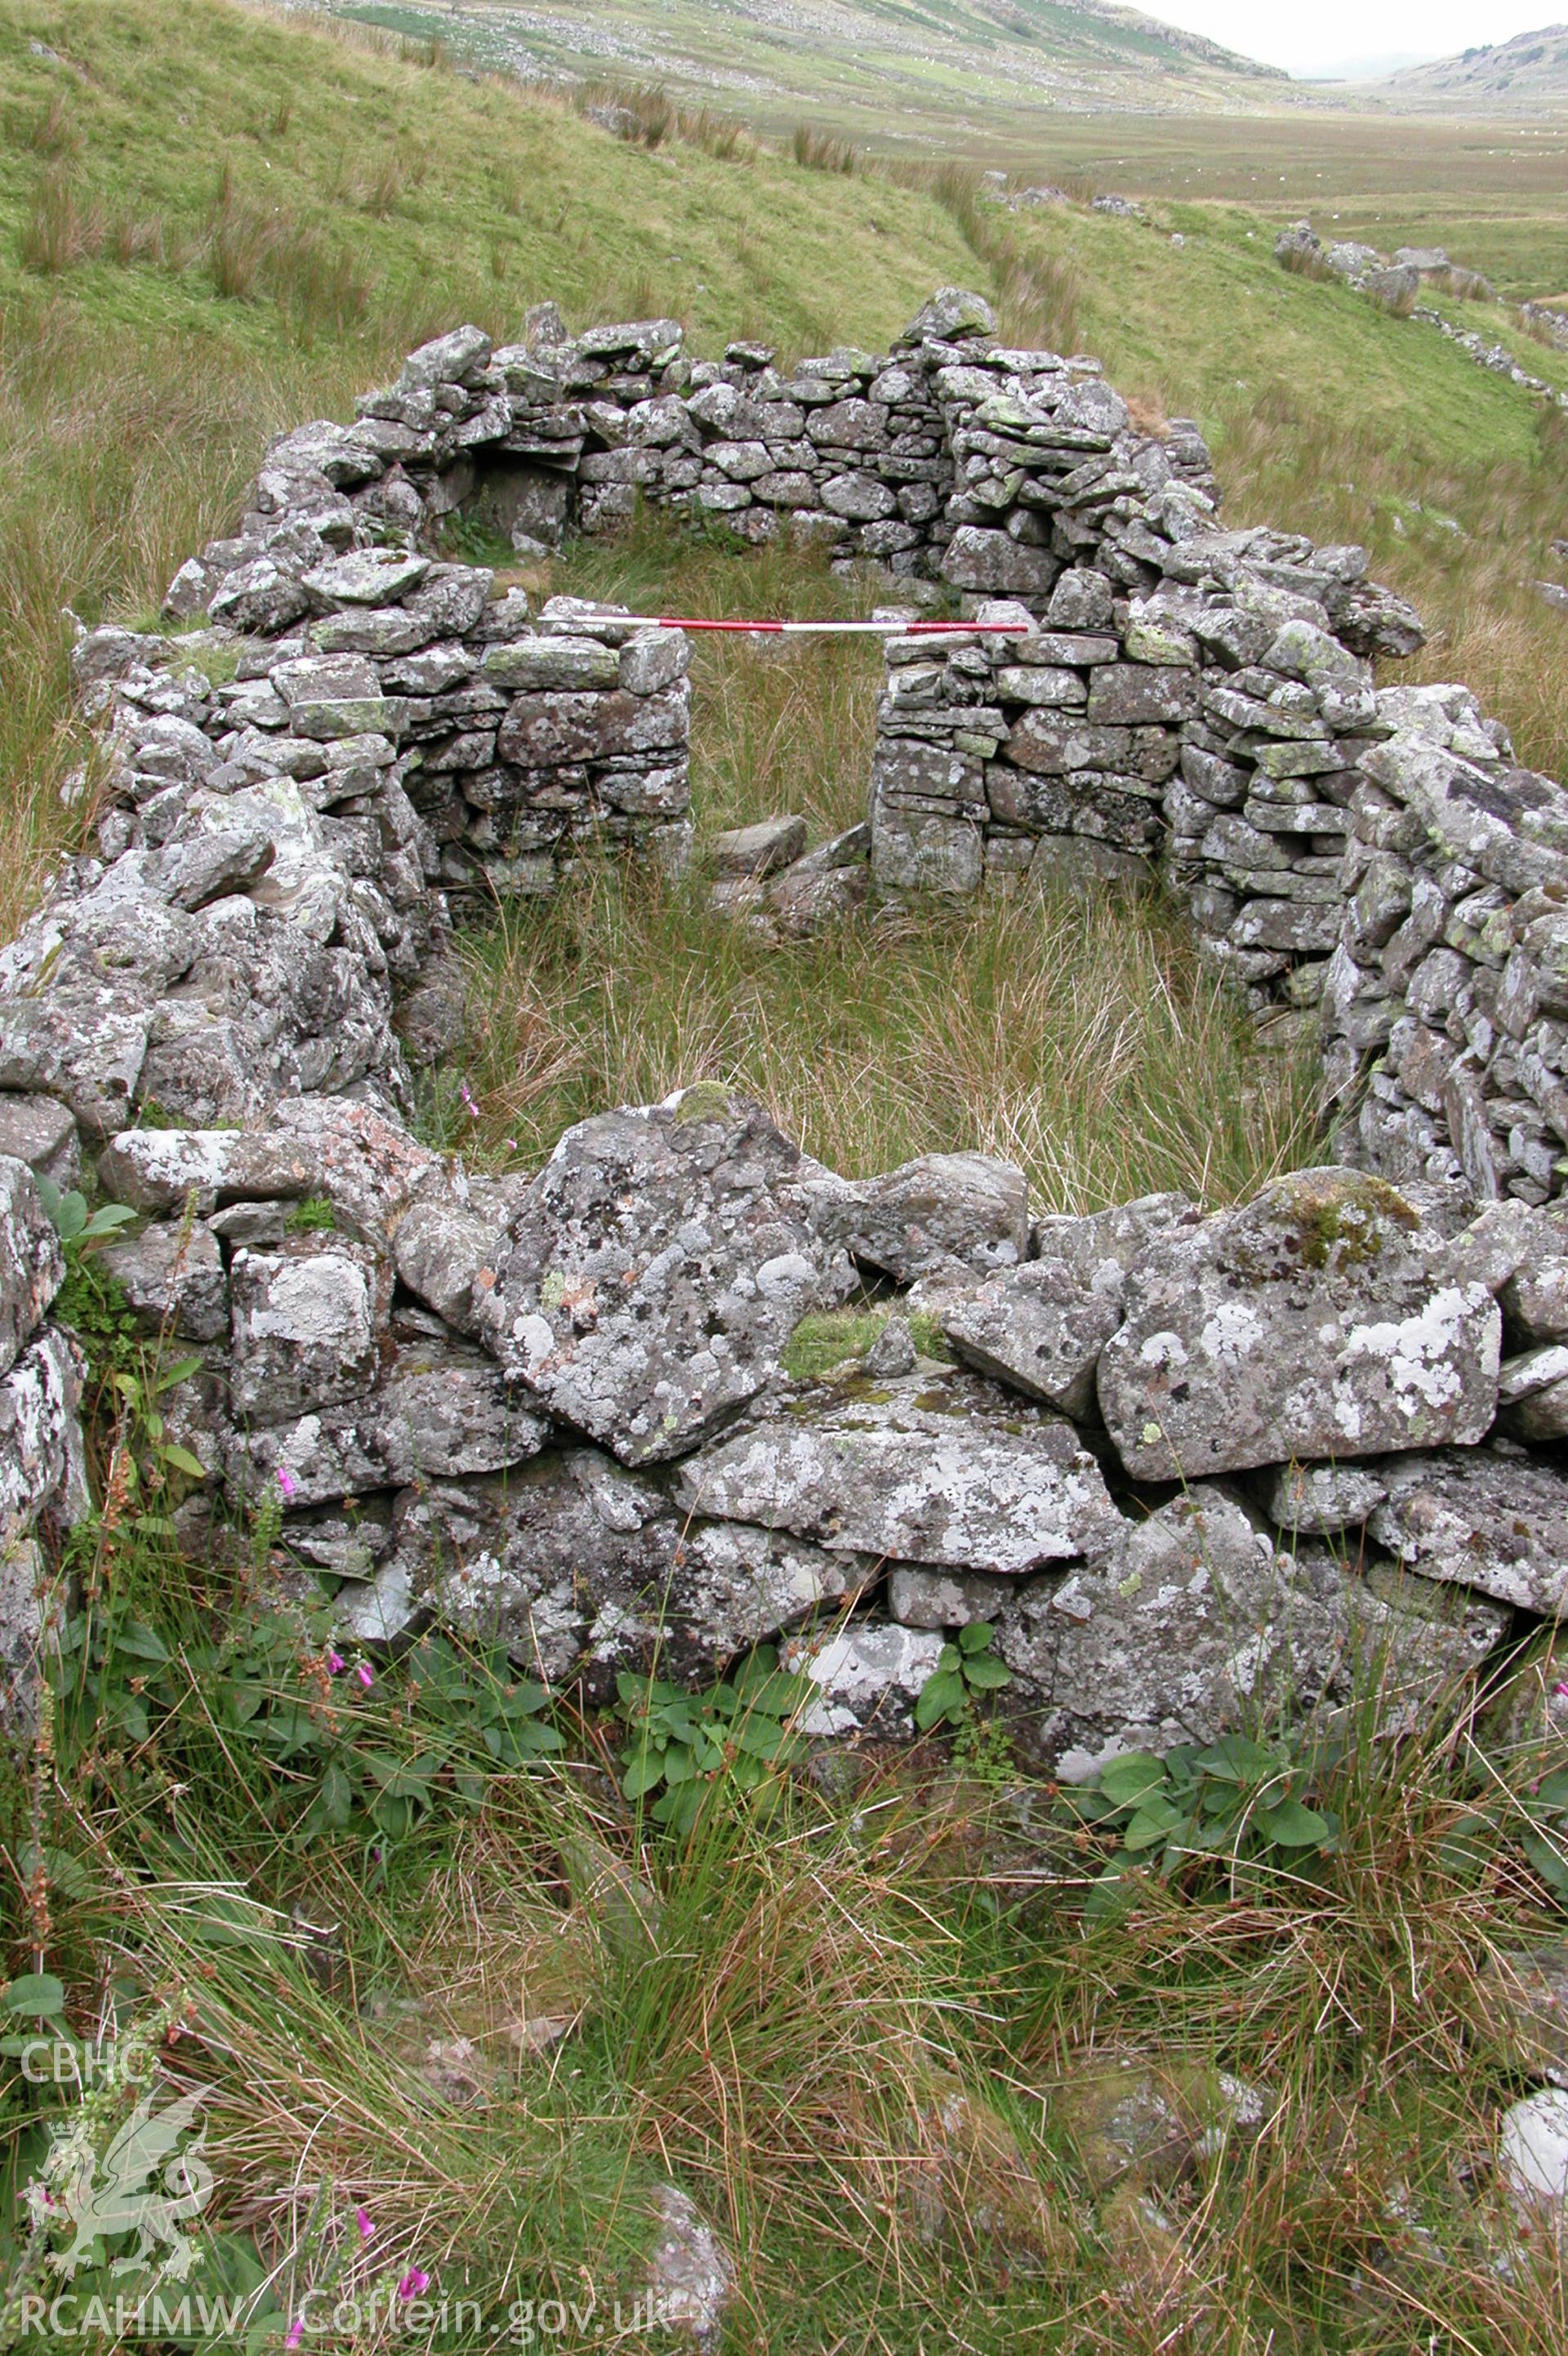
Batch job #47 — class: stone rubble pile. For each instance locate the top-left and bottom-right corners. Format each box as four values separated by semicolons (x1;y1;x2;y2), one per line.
1274;221;1568;413
1523;301;1568;351
1274;217;1424;308
1413;309;1568;409
4;291;1568;1769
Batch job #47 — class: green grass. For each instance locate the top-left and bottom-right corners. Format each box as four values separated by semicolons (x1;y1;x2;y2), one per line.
9;21;1568;2345
7;1522;1568;2354
333;1;1568;294
451;813;1317;1216
0;0;978;939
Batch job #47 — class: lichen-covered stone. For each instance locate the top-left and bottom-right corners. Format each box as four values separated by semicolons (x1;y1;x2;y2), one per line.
0;1158;64;1381
0;1328;87;1531
100;1102;439;1244
1254;1459;1389;1536
888;1565;1016;1628
0;997;149;1140
942;1194;1196;1414
804;1153;1029;1284
392;1189;506;1334
995;1480;1502;1775
780;1621;945;1736
100;1219;227;1344
474;1089;844;1465
338;1446;871;1684
994;1484;1355;1776
0;1096;78;1189
674;1369;1120;1576
0;1535;49;1734
234;1345;549;1506
1366;1448;1568;1616
229;1241;386;1421
1098;1168;1500;1479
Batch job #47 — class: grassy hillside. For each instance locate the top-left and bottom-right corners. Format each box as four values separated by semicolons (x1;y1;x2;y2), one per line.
335;0;1568;298
0;0;983;935
1383;24;1568;108
336;0;1285;143
0;1;982;356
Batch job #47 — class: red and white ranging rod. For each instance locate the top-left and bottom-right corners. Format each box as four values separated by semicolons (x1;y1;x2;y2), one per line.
637;615;1032;636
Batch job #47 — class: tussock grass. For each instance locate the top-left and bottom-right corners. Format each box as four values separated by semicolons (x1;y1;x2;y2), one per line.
457;861;1315;1210
569;76;754;163
16;1544;1568;2351
1278;242;1338;286
455;527;1312;1209
18;166;105;275
791;122;861;176
897;159;1084;352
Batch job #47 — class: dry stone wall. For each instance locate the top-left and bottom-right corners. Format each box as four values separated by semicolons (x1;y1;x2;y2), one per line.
4;291;1568;1775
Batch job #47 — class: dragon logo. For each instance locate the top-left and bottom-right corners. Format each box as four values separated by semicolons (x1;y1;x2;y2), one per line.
43;2086;215;2281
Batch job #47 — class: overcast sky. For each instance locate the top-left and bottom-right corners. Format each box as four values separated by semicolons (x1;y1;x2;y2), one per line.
1140;0;1558;76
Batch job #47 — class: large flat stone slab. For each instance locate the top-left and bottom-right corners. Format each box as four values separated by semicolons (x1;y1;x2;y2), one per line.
1097;1168;1499;1479
673;1369;1120;1575
100;1101;439;1245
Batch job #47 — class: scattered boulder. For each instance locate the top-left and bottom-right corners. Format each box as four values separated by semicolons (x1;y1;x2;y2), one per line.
708;814;808;877
643;2184;733;2352
1499;2087;1568;2210
1054;2053;1270;2192
904;2077;1075;2269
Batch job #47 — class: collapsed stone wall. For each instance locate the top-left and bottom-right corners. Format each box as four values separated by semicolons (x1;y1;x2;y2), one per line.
866;582;1568;1213
4;292;1568;1774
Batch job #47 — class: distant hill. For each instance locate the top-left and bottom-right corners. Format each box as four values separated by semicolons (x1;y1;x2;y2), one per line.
333;0;1287;143
1379;23;1568;103
1300;51;1440;83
